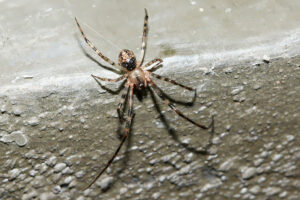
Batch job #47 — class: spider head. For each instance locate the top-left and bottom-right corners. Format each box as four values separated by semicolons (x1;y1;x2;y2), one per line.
119;49;136;71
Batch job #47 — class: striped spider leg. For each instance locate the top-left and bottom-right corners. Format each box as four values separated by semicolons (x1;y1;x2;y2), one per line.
75;17;122;73
137;8;149;67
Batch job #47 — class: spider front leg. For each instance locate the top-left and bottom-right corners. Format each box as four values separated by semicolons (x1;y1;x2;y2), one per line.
138;9;149;67
85;86;135;189
148;79;211;129
75;18;121;73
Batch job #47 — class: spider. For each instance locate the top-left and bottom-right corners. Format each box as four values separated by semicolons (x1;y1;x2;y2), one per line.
75;9;213;189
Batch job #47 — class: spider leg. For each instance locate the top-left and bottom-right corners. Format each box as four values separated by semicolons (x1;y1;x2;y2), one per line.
91;74;126;82
117;85;129;123
141;58;163;71
75;18;121;72
138;9;149;67
149;72;194;91
92;75;126;95
148;79;210;129
86;86;135;189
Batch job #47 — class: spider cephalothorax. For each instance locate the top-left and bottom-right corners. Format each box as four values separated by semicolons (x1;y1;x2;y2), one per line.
75;9;213;189
119;49;136;71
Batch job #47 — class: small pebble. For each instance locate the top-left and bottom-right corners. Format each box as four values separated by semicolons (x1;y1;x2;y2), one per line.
54;163;67;173
135;188;143;194
201;179;222;192
64;176;73;185
66;155;81;166
12;106;24;116
249;185;260;194
62;167;73;175
260;151;269;158
253;84;261;90
159;175;166;182
263;187;281;196
39;163;48;174
29;170;38;177
219;157;237;171
0;131;28;147
75;171;86;179
52;185;61;194
257;176;266;183
263;55;270;63
272;154;282;162
46;156;57;167
285;135;294;142
40;192;56;200
152;192;161;200
120;187;128;195
161;152;177;162
226;125;231;131
52;173;62;183
279;191;287;198
182;138;191;145
224;67;233;73
9;168;21;180
27;117;40;126
22;190;38;200
97;176;114;191
212;136;221;144
240;187;247;194
231;86;244;96
184;152;194;163
253;158;264;167
198;106;207;112
241;167;256;179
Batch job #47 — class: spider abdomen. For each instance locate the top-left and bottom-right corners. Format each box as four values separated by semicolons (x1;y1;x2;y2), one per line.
128;68;148;90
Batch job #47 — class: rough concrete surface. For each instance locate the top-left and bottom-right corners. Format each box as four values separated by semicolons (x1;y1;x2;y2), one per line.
0;1;300;200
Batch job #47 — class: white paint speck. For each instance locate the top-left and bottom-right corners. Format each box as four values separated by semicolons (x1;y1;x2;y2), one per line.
225;8;232;13
190;1;196;5
45;8;52;12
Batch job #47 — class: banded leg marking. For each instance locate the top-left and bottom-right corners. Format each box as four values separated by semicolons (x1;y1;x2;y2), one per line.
138;9;149;66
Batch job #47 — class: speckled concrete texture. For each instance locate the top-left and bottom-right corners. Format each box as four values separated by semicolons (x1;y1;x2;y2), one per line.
0;0;300;200
1;57;299;199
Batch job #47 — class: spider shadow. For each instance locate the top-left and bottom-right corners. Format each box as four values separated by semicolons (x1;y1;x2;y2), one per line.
108;86;204;187
86;75;214;190
150;77;197;107
148;86;215;155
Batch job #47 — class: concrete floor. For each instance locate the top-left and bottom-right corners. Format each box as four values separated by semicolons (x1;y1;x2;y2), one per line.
0;0;300;199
